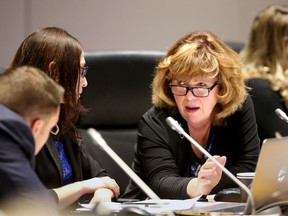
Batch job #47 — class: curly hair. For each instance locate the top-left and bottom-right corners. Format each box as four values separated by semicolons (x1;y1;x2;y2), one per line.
240;5;288;108
152;31;247;125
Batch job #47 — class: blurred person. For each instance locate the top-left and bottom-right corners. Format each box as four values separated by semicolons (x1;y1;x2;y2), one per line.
123;31;260;199
0;66;64;215
240;5;288;144
10;27;120;211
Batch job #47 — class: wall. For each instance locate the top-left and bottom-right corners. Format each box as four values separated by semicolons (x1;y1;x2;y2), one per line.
0;0;287;68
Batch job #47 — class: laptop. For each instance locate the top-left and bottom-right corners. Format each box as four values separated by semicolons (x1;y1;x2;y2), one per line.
186;137;288;215
248;137;288;213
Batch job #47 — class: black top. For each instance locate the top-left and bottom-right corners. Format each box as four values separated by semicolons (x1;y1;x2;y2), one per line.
122;95;260;199
35;129;108;206
246;78;288;144
0;104;57;213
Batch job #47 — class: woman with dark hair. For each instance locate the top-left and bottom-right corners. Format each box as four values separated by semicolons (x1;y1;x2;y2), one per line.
10;27;119;210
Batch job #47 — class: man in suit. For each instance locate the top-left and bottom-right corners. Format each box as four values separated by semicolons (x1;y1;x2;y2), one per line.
0;66;64;215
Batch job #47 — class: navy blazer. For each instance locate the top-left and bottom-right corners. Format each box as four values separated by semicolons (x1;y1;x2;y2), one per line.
0;104;56;212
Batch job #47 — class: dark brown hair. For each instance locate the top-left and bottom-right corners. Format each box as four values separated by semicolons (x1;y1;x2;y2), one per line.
11;27;85;144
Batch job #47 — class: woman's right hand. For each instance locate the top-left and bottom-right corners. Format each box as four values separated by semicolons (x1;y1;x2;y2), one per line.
187;155;226;197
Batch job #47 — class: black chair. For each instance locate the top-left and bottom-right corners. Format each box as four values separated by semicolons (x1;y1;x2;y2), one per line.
225;41;245;53
0;68;5;75
78;50;165;195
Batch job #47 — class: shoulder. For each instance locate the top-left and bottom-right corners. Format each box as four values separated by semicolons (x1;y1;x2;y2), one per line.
0;104;34;145
245;78;273;92
141;106;179;129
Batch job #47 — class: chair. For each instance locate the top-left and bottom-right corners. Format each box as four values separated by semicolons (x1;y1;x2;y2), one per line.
0;68;5;75
225;41;245;53
77;50;165;195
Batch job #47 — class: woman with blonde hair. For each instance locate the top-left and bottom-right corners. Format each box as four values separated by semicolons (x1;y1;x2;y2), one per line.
240;5;288;144
123;31;260;199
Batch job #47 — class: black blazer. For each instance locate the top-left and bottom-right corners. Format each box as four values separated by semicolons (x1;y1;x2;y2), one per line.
246;78;288;144
0;104;56;212
35;132;107;190
123;96;260;199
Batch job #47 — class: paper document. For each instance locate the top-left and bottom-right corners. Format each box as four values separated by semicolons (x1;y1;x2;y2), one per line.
77;196;200;214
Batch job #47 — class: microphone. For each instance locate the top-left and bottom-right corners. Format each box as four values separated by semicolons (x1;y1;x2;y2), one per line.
87;128;160;200
165;117;256;215
87;129;177;216
275;108;288;123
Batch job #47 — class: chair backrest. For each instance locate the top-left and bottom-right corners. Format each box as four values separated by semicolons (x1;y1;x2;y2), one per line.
78;50;165;194
225;41;245;53
0;68;5;75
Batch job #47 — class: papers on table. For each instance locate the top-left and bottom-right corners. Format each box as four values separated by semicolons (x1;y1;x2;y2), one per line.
77;196;201;214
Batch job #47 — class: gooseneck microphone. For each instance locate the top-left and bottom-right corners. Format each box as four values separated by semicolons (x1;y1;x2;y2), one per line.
165;117;256;215
87;128;160;200
275;108;288;124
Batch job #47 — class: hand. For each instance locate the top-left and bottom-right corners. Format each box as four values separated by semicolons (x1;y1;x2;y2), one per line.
80;176;120;198
187;155;227;197
275;131;282;138
89;188;114;203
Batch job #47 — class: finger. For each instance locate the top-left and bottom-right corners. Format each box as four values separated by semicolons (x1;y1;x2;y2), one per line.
275;131;282;138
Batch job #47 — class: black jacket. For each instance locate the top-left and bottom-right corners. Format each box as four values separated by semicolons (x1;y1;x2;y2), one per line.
246;78;288;144
35;133;107;190
123;96;260;199
0;104;57;213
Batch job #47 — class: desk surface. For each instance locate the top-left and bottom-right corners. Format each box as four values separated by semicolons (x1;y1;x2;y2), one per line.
67;201;246;216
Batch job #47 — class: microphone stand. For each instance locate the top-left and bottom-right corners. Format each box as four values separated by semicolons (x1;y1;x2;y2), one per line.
87;128;177;216
87;128;160;200
166;117;256;215
275;108;288;124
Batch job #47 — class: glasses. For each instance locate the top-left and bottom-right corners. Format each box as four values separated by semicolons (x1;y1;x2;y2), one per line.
80;66;89;78
169;81;218;97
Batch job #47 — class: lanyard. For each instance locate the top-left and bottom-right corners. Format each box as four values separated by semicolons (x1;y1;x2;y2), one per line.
191;133;214;177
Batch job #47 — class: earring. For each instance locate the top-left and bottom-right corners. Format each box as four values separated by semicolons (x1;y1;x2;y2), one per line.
50;124;60;135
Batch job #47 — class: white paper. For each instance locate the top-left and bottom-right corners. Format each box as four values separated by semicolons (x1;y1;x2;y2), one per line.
77;196;200;214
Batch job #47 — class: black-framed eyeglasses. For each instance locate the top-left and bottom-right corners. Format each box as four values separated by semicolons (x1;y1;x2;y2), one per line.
169;81;218;97
80;66;89;78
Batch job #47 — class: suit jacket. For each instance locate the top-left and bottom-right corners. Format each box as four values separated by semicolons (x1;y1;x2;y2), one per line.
35;129;107;190
123;96;260;199
246;78;288;144
0;104;57;213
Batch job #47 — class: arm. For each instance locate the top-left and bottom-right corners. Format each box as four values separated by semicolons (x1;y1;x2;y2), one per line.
53;176;119;209
138;110;228;198
212;96;260;193
137;108;193;199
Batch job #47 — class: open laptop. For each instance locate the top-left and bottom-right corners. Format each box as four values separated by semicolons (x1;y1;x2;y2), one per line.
184;137;288;215
248;137;288;213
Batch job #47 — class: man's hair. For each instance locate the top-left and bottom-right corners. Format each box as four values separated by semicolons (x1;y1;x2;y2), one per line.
0;66;64;122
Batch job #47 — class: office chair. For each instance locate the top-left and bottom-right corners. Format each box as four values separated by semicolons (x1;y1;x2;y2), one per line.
78;50;165;195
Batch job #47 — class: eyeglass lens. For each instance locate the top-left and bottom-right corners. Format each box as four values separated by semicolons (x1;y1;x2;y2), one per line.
80;66;88;78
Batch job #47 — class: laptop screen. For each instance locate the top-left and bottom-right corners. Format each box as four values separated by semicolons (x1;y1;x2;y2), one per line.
250;137;288;212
